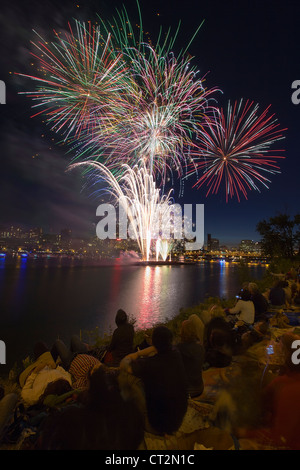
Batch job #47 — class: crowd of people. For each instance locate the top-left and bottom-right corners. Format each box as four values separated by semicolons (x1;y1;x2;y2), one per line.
0;268;300;450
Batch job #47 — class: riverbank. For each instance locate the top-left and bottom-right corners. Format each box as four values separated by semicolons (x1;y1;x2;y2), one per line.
1;261;300;450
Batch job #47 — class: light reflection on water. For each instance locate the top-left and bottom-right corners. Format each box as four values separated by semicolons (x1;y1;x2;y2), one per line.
0;257;267;371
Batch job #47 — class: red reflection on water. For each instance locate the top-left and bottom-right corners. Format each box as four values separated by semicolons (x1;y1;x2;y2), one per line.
137;266;162;330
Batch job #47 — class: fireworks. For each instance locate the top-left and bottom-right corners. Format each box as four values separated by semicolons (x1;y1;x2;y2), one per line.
189;99;286;201
18;10;218;186
69;160;175;261
156;239;173;262
18;0;287;258
74;43;217;183
18;20;131;140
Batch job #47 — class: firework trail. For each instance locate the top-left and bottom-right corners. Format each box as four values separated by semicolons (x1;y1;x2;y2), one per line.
68;160;175;261
156;239;173;261
189;99;286;201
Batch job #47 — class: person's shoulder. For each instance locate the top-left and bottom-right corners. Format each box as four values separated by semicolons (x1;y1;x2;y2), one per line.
170;347;186;362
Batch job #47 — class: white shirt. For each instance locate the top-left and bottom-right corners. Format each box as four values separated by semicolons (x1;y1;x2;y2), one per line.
21;365;72;406
229;299;255;325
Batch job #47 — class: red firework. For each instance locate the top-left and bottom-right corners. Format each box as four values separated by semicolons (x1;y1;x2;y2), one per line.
189;99;286;202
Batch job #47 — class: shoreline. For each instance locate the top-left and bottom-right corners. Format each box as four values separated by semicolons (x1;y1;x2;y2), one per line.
1;261;298;380
0;263;300;450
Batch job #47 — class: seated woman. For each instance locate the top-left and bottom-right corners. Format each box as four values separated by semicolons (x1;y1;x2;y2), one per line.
237;333;300;450
226;289;255;328
188;314;205;345
18;341;73;407
203;316;235;367
248;282;269;322
104;309;135;367
176;319;205;398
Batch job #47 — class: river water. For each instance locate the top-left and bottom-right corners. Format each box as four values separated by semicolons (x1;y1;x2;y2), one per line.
0;256;266;372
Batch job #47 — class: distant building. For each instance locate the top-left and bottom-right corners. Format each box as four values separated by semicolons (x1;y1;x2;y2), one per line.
0;225;24;239
239;239;261;253
40;233;61;250
29;227;43;241
207;233;220;252
60;229;72;248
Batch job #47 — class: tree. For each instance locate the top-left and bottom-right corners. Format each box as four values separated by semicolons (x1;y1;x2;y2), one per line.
256;213;300;259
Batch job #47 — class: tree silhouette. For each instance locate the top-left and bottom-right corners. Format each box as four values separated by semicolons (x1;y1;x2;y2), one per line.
256;213;300;259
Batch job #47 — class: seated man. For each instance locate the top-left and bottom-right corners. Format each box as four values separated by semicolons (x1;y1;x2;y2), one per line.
119;326;188;436
105;309;135;366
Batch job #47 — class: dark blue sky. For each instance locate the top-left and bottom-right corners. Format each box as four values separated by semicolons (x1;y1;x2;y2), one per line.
0;0;299;246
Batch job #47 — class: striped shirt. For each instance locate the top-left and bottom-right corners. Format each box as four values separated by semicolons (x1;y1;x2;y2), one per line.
69;354;101;389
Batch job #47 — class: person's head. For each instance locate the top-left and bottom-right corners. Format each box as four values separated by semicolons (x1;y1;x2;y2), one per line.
274;280;286;289
115;309;128;326
151;326;173;354
33;341;49;360
210;326;233;355
248;283;258;294
240;289;251;301
188;314;205;343
39;378;72;404
180;319;198;343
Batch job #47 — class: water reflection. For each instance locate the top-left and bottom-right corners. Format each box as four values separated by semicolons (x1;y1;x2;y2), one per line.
219;260;231;299
138;266;157;329
0;258;267;370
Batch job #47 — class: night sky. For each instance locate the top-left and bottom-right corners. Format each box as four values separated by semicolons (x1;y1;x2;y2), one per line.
0;0;299;246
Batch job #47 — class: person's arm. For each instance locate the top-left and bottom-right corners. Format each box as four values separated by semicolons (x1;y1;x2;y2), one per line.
229;300;242;315
21;366;46;405
119;346;157;373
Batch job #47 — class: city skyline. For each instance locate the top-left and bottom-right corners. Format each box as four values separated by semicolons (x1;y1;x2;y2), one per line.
0;221;262;252
0;0;299;246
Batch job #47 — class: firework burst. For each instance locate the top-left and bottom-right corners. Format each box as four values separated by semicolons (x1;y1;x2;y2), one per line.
18;20;131;140
73;43;219;184
189;99;286;201
17;6;218;187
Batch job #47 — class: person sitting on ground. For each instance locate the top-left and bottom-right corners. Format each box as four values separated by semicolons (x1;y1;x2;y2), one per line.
239;321;270;352
37;365;144;450
176;319;205;398
204;317;234;368
18;341;73;407
51;336;102;390
225;289;255;328
268;280;286;307
119;325;188;436
248;283;269;322
0;388;19;436
293;279;300;305
237;333;300;450
104;309;135;367
188;314;205;345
